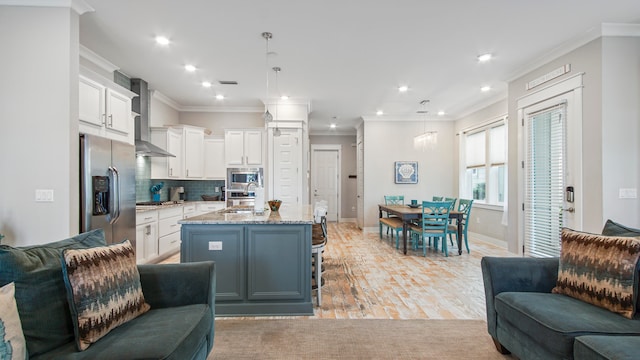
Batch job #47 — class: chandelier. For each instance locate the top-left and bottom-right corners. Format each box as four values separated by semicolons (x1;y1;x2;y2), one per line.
272;66;282;137
414;100;438;150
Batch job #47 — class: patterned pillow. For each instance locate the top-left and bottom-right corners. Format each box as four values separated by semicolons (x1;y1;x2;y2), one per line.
61;240;150;351
552;228;640;319
0;282;27;360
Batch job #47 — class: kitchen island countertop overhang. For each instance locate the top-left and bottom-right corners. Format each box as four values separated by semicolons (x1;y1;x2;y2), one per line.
178;204;314;225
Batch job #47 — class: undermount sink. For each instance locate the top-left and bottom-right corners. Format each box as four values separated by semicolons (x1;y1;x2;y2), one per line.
221;207;255;214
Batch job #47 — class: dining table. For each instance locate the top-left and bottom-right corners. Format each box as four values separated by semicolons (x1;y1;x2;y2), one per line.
378;204;465;255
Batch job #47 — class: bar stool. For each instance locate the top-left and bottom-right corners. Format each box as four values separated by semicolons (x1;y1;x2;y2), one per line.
311;214;327;306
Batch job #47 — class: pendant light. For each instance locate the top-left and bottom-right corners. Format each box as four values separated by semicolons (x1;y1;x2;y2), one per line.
414;100;438;150
272;66;282;137
261;32;273;124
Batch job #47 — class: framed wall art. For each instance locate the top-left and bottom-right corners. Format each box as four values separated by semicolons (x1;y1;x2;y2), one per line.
395;161;418;184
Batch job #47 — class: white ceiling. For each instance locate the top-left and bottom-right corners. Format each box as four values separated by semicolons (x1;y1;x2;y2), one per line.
78;0;640;134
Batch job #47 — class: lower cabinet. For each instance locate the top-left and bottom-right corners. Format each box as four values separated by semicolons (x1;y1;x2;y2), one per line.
180;223;312;316
158;207;182;256
135;210;158;264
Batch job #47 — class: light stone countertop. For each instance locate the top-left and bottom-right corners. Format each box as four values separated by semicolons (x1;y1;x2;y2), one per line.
179;204;314;225
135;201;225;213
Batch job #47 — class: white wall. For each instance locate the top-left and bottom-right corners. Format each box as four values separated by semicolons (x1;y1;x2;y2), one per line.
179;111;264;134
150;96;180;127
0;6;79;246
363;120;455;227
601;36;640;226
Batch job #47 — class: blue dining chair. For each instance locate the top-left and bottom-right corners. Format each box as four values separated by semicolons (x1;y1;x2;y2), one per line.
432;196;444;201
448;199;473;253
409;201;453;256
379;195;404;243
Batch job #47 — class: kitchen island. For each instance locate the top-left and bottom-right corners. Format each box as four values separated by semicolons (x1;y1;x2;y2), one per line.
179;204;314;316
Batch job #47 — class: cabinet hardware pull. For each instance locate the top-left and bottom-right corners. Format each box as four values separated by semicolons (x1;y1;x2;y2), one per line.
108;114;113;127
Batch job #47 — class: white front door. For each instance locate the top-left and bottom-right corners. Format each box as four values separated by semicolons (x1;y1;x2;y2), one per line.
518;75;583;257
357;140;364;228
272;129;301;206
311;145;340;222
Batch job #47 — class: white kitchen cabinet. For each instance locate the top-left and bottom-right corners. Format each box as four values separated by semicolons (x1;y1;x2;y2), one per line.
135;210;158;264
204;136;225;179
225;129;263;167
158;207;182;256
184;127;204;178
79;73;135;145
151;125;205;179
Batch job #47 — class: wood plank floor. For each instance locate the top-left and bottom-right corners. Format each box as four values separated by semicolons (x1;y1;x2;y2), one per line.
161;222;514;320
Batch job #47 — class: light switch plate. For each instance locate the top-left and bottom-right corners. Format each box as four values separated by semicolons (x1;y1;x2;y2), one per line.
619;188;637;199
35;189;54;202
208;241;223;251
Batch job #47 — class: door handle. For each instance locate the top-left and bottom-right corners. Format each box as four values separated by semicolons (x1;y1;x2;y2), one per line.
111;166;121;223
563;207;575;213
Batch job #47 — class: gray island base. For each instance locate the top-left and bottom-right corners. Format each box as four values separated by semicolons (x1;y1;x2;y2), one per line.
179;205;313;316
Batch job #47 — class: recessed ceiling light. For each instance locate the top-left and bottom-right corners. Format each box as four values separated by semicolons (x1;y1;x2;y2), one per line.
376;110;384;116
155;36;170;45
437;111;445;116
481;86;491;92
398;85;409;92
330;123;337;129
184;64;196;72
202;81;212;88
280;95;289;100
478;53;492;62
215;94;224;100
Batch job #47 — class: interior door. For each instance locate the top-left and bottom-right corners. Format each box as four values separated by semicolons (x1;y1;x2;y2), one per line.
272;129;301;206
311;147;339;221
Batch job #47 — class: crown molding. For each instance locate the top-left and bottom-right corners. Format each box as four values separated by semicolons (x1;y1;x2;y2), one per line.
79;45;119;73
0;0;94;14
151;90;181;110
506;22;640;83
601;23;640;37
180;105;264;113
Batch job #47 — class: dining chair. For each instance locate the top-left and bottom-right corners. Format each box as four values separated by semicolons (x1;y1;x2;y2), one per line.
432;196;444;201
448;199;473;253
379;196;404;243
409;200;453;256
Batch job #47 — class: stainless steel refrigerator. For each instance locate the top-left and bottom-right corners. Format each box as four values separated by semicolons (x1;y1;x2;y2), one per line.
80;134;136;246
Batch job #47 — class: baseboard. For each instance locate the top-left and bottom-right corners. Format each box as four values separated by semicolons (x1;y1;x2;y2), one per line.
339;217;356;223
469;231;507;249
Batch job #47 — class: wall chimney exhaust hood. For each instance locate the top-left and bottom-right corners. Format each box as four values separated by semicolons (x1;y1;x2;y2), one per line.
130;78;175;157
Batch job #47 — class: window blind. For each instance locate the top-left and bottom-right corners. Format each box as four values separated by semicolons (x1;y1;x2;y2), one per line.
465;131;485;168
524;104;566;258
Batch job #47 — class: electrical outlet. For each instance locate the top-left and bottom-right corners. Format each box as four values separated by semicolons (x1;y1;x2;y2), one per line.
619;188;637;199
208;241;222;251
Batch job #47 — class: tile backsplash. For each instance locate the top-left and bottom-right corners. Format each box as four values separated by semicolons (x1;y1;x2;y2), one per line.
135;156;225;202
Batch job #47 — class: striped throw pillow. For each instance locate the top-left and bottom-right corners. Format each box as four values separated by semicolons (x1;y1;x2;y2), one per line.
552;228;640;319
61;240;150;351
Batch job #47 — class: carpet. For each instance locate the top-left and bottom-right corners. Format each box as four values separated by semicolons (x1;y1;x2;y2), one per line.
207;319;512;360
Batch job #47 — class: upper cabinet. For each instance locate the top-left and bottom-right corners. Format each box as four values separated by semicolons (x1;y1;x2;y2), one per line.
225;129;264;167
78;72;136;145
204;135;225;179
151;125;206;180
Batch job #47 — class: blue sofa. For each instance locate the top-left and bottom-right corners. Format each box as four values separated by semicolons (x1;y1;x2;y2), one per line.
0;229;216;359
482;221;640;360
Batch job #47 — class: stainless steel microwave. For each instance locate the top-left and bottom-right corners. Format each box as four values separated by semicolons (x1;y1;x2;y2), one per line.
227;167;263;189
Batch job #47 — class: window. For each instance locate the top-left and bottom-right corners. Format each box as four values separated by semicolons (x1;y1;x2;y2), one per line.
461;117;507;206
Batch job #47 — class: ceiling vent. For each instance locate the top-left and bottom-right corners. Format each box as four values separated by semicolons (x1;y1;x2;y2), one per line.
218;80;238;85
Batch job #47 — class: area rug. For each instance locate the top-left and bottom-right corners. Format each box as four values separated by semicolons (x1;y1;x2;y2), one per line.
207;319;512;359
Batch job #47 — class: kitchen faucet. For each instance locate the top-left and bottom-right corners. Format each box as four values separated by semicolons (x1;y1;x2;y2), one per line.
245;181;259;195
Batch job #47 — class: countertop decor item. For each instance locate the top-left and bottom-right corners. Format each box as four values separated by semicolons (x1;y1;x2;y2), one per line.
268;200;282;211
201;195;220;201
150;182;164;202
